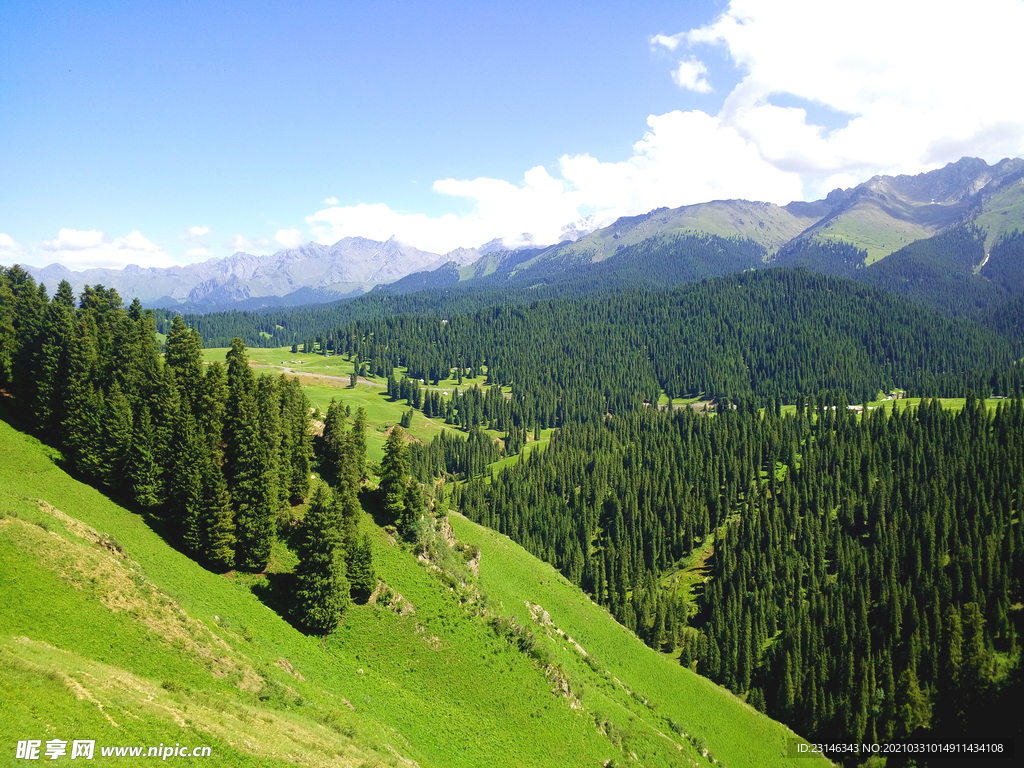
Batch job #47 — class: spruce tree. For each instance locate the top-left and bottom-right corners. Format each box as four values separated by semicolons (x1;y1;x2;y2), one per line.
167;409;205;553
225;339;276;569
164;314;204;414
31;288;76;438
100;381;134;489
346;532;376;603
0;270;15;389
200;452;235;570
125;403;161;507
281;376;312;504
380;426;410;523
399;478;426;541
63;317;105;477
293;485;350;633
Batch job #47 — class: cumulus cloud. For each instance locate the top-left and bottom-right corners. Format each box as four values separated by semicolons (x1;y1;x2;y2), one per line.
180;224;213;262
309;0;1024;253
650;32;685;51
0;233;22;261
671;58;712;93
308;110;801;253
275;228;304;248
40;228;177;270
225;234;277;254
323;196;339;205
681;0;1024;195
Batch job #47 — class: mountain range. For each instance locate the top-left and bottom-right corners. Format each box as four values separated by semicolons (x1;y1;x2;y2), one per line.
18;156;1024;311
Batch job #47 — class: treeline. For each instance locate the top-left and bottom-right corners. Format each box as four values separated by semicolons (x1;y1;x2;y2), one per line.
328;270;1020;416
155;233;770;349
454;396;1024;746
0;266;372;631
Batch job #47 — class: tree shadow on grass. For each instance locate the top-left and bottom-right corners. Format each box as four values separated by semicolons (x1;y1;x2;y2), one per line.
358;486;393;530
249;571;298;624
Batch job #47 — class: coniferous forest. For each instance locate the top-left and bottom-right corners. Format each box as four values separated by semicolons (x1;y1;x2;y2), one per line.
0;266;374;633
455;397;1023;747
3;257;1022;758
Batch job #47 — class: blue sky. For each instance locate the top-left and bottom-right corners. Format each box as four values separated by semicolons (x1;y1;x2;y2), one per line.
3;0;1024;269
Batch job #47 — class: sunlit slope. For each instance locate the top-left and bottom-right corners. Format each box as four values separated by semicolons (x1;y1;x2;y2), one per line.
974;177;1024;250
0;416;832;767
0;423;405;767
0;419;830;767
447;513;829;768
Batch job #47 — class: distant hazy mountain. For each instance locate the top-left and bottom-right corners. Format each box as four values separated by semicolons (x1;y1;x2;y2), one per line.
21;237;477;311
19;157;1024;312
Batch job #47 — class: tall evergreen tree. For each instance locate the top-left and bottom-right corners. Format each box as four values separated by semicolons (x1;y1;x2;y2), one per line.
63;317;105;477
164;314;205;414
167;409;205;554
293;485;350;633
199;450;236;570
31;284;76;437
380;426;410;523
125;403;161;507
225;339;276;569
346;532;376;603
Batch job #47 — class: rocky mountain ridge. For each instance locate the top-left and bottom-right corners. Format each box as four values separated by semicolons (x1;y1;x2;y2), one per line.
18;157;1024;310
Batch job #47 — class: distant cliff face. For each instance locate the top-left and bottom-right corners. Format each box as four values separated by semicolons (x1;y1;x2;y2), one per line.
21;237;480;310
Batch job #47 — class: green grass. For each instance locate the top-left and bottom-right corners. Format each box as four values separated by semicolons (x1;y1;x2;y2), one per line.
448;513;828;768
203;346;504;462
860;395;1007;415
974;183;1024;250
0;418;828;766
815;211;932;264
482;429;555;479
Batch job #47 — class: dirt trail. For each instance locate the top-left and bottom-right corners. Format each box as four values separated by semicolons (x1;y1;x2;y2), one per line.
250;363;384;388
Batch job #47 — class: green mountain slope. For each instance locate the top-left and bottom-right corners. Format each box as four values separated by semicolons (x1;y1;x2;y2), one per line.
550;200;821;262
972;173;1024;248
0;419;824;767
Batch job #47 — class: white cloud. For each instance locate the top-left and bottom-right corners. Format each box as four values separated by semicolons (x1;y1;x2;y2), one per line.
225;234;277;254
308;1;1024;254
275;228;304;249
40;228;177;270
226;234;253;252
308;110;801;253
0;233;21;260
650;32;685;51
186;246;213;259
188;225;211;237
680;0;1024;196
671;58;712;93
324;196;339;205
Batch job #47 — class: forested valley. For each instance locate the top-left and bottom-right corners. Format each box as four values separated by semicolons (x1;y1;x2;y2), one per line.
3;259;1022;759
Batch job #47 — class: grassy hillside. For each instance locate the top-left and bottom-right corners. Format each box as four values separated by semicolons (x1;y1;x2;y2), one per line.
973;178;1024;249
542;201;817;264
0;418;827;767
811;200;934;264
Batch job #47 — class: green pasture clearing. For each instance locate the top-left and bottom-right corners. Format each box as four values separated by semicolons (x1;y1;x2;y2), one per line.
483;428;556;479
0;418;825;766
860;395;1007;415
815;210;931;264
656;392;706;407
203;346;507;462
974;183;1024;249
769;394;1007;419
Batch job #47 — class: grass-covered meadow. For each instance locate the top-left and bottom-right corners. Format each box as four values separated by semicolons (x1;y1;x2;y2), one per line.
0;416;827;767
